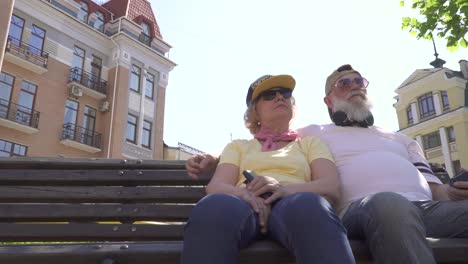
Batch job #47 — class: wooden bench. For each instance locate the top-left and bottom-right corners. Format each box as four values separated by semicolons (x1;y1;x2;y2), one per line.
0;157;467;264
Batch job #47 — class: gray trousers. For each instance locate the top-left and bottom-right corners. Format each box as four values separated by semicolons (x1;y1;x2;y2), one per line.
342;192;468;264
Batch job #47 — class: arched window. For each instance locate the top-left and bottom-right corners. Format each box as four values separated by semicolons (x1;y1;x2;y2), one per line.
139;22;152;46
94;11;105;32
406;106;413;125
441;91;450;110
418;92;435;119
77;1;89;23
141;22;151;36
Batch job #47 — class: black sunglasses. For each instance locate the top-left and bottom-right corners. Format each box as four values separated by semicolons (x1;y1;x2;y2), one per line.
259;88;292;101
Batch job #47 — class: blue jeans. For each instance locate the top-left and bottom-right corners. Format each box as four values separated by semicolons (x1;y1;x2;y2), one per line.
342;192;468;264
181;192;355;264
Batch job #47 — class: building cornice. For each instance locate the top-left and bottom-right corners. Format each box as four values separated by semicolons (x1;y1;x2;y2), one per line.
399;107;468;135
112;33;176;70
396;69;446;94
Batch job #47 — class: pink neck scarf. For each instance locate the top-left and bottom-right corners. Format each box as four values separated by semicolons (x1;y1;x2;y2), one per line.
254;128;298;151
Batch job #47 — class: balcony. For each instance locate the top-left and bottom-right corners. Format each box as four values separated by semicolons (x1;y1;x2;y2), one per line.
4;37;49;74
60;123;102;153
0;99;40;134
67;67;107;99
138;33;152;47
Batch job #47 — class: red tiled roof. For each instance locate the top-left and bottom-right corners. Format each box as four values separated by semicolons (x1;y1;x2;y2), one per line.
103;0;162;39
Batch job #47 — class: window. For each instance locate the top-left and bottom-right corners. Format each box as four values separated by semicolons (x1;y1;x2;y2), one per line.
418;93;435;119
422;131;441;150
71;46;85;82
145;73;154;99
441;91;449;110
447;126;455;142
142;120;152;148
126;114;138;143
141;22;150;36
29;25;46;55
406;106;413;125
17;81;37;126
93;11;105;32
77;1;89;23
453;160;461;174
0;72;15;119
81;106;96;145
89;55;102;89
63;100;79;139
139;22;152;46
8;15;24;45
130;65;141;92
0;139;27;157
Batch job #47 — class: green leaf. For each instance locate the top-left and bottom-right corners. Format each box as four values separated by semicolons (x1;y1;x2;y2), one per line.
402;17;411;24
448;44;459;52
460;38;468;48
400;1;405;7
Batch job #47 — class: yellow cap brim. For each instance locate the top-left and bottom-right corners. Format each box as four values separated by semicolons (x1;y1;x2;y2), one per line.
251;75;295;102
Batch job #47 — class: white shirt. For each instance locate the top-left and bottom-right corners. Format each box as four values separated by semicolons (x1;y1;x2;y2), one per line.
298;124;442;215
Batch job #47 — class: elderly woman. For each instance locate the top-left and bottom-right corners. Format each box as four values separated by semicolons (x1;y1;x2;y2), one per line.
181;75;355;264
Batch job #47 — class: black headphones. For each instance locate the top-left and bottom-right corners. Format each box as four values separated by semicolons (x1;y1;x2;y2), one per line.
330;110;374;128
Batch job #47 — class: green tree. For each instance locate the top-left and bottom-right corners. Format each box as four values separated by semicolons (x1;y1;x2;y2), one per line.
401;0;467;51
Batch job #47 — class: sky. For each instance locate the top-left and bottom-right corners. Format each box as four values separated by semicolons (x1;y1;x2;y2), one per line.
150;0;467;155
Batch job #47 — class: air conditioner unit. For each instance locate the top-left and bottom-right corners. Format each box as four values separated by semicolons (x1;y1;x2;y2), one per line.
70;85;83;97
98;101;110;112
24;47;32;57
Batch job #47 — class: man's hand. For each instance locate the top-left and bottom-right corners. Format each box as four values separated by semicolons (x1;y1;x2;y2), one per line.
448;181;468;201
185;154;218;179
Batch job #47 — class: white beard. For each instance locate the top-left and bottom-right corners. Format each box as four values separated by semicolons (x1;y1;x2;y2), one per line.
331;94;373;122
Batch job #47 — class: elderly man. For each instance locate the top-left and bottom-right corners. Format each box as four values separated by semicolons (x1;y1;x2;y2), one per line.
186;64;468;263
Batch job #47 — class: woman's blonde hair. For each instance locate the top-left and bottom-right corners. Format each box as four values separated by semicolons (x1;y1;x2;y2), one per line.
244;97;296;135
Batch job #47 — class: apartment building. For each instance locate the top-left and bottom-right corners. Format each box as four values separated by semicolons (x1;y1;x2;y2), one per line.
394;59;468;177
0;0;176;159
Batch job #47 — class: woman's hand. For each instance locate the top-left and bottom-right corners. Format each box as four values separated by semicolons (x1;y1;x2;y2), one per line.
236;188;271;234
247;175;291;205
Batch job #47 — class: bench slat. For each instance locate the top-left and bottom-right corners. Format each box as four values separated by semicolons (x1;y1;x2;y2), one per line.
0;239;467;264
0;186;205;203
0;241;361;264
0;223;184;241
0;203;193;221
0;169;209;186
0;157;187;170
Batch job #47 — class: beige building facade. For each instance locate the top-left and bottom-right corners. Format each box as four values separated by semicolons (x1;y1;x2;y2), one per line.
394;60;468;177
0;0;176;159
163;142;204;161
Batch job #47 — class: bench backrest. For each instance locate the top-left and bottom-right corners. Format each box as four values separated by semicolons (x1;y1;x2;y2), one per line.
0;157;204;242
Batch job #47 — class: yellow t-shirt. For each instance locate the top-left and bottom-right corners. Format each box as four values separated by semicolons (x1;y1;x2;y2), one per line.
219;136;334;186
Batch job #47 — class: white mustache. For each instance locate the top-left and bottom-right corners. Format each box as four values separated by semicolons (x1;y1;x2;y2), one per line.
347;89;366;99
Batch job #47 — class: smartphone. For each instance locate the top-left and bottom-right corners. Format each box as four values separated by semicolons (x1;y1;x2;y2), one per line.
242;170;272;199
242;170;257;183
449;171;468;188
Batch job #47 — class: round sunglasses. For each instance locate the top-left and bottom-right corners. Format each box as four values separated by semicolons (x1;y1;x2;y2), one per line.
331;77;369;94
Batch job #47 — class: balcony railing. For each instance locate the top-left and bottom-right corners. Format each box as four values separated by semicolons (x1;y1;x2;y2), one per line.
6;37;49;69
138;33;152;47
0;98;40;128
69;67;107;95
61;123;102;149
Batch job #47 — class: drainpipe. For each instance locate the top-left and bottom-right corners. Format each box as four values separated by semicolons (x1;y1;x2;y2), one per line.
107;18;122;158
